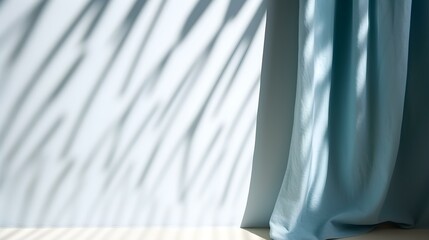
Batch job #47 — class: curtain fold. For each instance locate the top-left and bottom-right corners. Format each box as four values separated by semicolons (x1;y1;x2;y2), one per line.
268;0;429;239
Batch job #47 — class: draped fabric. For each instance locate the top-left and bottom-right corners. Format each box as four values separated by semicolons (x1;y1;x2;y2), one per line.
269;0;429;239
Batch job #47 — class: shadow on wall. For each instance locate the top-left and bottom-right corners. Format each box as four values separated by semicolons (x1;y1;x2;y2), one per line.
0;0;266;226
242;0;298;228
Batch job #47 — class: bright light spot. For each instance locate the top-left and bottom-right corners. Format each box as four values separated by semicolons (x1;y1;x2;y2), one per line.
303;30;315;66
305;0;315;24
358;12;369;46
356;50;367;96
314;43;333;84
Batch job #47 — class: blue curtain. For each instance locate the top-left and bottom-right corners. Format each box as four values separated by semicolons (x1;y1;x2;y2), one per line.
269;0;429;239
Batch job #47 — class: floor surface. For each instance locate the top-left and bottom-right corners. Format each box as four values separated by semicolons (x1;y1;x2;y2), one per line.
0;227;428;239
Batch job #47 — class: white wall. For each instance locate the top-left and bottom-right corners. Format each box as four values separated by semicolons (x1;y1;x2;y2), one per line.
0;0;266;227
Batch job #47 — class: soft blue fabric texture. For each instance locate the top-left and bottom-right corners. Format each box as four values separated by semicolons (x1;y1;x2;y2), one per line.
269;0;429;239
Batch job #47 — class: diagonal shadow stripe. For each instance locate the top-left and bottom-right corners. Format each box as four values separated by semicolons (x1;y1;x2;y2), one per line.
0;0;112;152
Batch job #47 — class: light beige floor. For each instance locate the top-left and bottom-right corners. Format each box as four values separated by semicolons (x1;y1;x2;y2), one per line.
0;227;428;240
0;228;267;240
